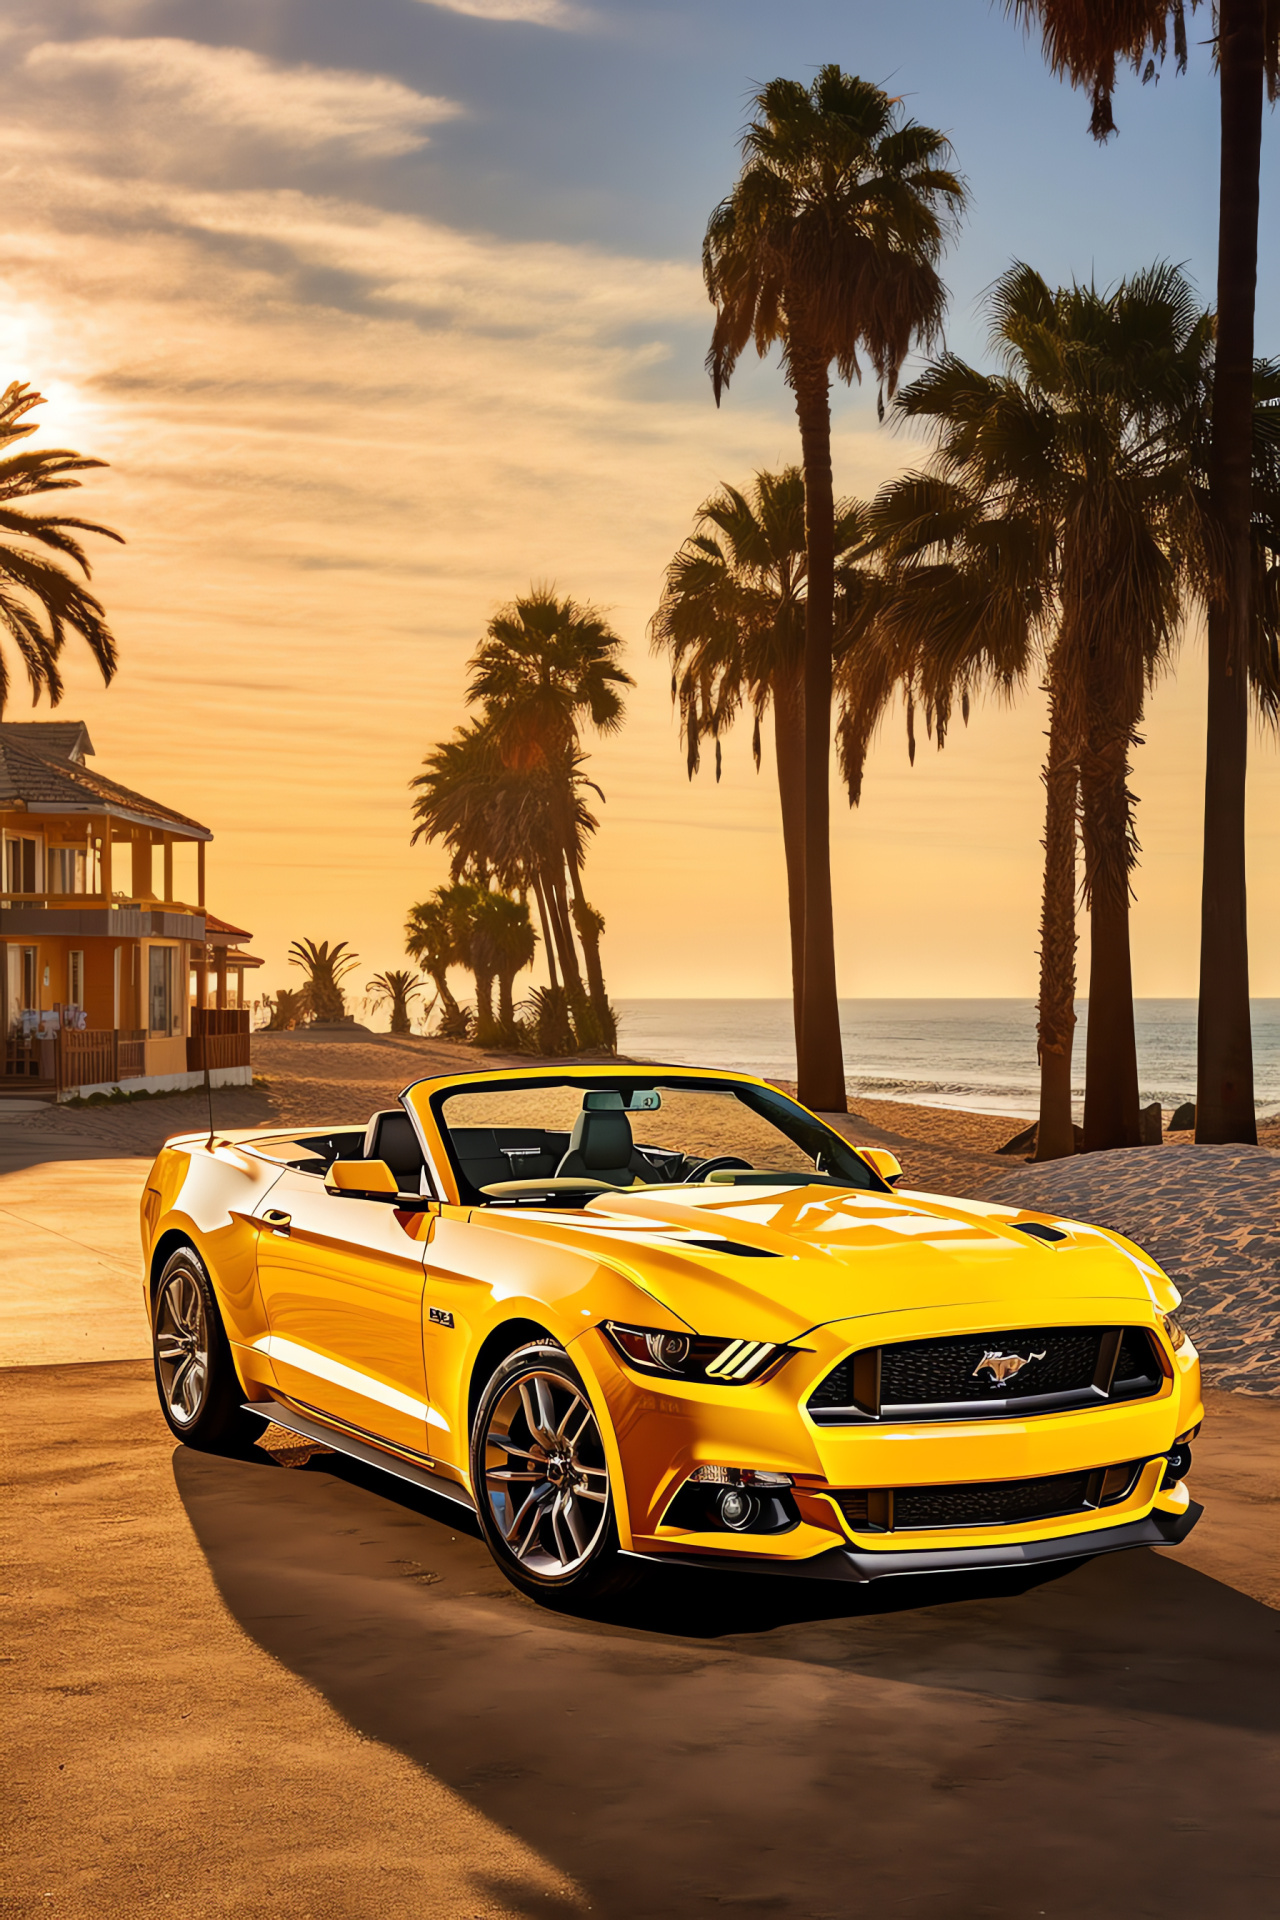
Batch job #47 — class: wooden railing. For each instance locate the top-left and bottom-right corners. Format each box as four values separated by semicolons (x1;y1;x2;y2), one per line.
55;1028;147;1091
188;1007;251;1072
0;891;205;910
119;1033;147;1079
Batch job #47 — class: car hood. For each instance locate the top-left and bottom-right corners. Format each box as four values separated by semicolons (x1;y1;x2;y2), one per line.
576;1182;1174;1342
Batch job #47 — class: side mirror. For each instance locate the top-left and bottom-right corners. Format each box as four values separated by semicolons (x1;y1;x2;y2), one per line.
859;1147;904;1188
326;1158;400;1200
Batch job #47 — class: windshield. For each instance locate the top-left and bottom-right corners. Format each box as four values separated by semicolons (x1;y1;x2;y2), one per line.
426;1076;885;1205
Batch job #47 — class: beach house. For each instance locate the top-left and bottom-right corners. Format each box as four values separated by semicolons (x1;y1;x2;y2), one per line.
0;721;258;1100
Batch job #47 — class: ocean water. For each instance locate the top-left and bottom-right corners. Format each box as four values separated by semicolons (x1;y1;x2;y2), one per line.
614;998;1280;1122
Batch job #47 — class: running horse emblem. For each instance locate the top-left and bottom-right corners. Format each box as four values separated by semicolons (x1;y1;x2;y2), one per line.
973;1348;1047;1385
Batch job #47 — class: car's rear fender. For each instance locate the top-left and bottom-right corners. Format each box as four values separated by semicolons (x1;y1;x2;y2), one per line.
143;1140;284;1368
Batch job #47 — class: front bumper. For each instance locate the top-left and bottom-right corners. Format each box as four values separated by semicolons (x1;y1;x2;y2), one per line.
623;1496;1202;1584
572;1315;1203;1563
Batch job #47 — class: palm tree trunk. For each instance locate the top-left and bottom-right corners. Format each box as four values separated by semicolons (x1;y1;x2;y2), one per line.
791;345;847;1113
498;970;515;1034
771;664;806;1063
429;967;461;1022
1078;726;1141;1152
1196;0;1263;1146
547;866;585;996
1034;667;1079;1160
568;871;617;1052
474;969;495;1037
532;874;560;992
567;862;612;1018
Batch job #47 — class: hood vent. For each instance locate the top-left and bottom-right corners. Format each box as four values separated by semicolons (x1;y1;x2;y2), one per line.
1011;1221;1067;1244
679;1237;780;1259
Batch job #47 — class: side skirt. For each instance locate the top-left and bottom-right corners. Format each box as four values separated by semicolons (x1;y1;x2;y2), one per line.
245;1397;477;1513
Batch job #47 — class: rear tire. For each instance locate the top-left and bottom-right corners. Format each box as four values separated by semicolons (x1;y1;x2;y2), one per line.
151;1245;265;1452
470;1342;641;1605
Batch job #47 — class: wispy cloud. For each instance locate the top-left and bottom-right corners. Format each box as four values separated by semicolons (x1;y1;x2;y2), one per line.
25;37;462;159
411;0;586;26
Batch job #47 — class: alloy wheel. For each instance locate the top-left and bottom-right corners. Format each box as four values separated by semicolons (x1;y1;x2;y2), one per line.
154;1267;210;1427
481;1369;611;1579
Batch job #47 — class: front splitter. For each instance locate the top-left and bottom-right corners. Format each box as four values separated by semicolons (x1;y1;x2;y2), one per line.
623;1499;1202;1584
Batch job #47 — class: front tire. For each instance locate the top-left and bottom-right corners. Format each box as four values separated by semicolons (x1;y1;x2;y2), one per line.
470;1343;639;1604
151;1245;264;1452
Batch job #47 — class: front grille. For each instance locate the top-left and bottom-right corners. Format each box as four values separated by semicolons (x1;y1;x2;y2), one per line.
834;1459;1145;1533
808;1325;1164;1424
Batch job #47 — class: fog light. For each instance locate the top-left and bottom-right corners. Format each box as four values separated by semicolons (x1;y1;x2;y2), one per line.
1162;1442;1193;1487
718;1487;759;1530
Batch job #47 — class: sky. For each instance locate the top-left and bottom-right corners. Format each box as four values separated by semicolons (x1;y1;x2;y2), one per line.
1;0;1276;1006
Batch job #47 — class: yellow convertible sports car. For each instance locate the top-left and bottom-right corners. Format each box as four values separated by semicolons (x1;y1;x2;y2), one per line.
142;1064;1202;1601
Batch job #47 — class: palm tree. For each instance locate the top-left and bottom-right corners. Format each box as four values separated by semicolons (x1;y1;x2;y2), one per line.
404;895;465;1029
471;890;538;1040
892;263;1212;1152
366;969;424;1035
261;987;306;1031
702;67;966;1111
469;588;631;1043
410;717;602;1013
1003;3;1280;1145
863;473;1065;1152
651;468;886;1053
436;882;496;1037
0;382;123;714
287;939;359;1025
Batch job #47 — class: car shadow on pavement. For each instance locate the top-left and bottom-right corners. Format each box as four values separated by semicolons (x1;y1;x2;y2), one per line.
174;1441;1280;1920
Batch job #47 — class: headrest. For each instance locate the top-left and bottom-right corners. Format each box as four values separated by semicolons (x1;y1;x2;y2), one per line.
363;1109;423;1175
568;1106;633;1171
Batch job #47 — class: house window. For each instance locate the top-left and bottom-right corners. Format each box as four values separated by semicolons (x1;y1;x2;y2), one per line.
68;951;85;1009
49;848;88;894
4;946;38;1029
3;837;40;894
148;946;176;1034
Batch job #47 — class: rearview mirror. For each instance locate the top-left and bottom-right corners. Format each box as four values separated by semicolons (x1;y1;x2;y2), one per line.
858;1147;904;1187
326;1159;400;1199
582;1088;662;1112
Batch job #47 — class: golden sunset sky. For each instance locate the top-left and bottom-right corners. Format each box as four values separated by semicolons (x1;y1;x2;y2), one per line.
3;0;1276;1002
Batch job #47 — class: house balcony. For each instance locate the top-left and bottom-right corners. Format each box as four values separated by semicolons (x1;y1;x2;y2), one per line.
0;890;205;940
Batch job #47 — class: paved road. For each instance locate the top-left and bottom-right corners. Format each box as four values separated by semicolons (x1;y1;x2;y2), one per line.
0;1149;153;1365
6;1363;1278;1920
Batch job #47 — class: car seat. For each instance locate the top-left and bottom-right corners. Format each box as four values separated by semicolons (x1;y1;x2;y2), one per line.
554;1107;647;1187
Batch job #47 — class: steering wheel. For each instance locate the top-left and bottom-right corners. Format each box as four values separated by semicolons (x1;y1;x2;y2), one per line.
684;1155;753;1183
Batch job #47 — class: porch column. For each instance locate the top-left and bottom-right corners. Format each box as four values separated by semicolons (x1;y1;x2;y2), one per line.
163;835;173;906
100;820;113;901
130;830;152;902
197;841;205;909
215;947;227;1010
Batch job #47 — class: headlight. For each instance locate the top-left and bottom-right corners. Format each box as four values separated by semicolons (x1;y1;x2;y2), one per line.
1161;1312;1189;1352
604;1322;787;1385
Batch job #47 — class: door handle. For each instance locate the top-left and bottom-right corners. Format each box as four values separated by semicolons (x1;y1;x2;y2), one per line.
262;1209;292;1236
